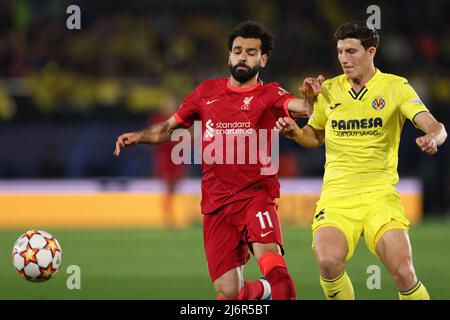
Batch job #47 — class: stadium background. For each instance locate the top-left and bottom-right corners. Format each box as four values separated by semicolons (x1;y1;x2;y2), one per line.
0;0;449;299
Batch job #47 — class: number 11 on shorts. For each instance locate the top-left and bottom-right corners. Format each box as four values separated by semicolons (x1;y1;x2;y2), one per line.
256;211;273;229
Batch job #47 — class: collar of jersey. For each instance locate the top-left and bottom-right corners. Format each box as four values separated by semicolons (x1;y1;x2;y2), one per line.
344;68;383;100
226;78;262;92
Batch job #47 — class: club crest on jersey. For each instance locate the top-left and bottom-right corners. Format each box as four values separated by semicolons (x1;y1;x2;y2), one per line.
372;97;385;110
204;119;214;138
241;96;254;110
277;86;288;96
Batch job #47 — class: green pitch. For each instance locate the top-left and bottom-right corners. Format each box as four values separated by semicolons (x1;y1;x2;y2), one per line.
0;219;449;300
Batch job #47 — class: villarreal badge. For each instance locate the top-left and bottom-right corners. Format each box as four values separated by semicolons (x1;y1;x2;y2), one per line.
372;97;386;110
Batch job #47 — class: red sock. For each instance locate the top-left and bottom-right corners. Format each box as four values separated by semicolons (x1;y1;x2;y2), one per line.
258;252;297;300
266;266;296;300
242;280;264;299
216;281;264;300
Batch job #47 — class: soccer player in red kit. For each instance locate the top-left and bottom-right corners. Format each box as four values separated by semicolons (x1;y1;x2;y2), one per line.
114;21;322;300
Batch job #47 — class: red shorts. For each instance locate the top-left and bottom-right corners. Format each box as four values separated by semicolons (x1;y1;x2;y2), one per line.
203;192;284;282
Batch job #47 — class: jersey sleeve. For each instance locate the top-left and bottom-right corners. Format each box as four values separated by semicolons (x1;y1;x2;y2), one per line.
173;89;201;128
269;83;296;118
398;81;429;125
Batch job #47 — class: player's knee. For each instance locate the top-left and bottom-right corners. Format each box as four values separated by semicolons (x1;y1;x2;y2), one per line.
317;255;345;279
392;262;416;284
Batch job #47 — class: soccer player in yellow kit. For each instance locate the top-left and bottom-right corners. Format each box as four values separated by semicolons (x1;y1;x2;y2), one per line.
276;22;447;300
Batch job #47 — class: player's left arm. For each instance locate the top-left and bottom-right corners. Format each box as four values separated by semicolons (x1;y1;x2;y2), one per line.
287;75;324;118
413;112;447;155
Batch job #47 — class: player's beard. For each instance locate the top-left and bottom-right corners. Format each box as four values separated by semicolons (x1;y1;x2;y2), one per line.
229;62;260;83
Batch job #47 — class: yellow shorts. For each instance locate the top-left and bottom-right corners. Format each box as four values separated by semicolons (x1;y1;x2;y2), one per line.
311;189;410;260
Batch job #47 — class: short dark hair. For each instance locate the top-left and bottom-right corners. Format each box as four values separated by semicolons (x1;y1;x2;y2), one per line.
334;22;379;50
227;21;275;56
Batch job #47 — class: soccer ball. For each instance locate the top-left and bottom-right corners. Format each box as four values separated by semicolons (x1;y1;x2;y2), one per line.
12;230;63;282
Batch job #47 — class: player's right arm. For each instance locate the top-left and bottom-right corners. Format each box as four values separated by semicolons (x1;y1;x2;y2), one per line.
115;85;201;156
276;117;325;148
114;116;181;157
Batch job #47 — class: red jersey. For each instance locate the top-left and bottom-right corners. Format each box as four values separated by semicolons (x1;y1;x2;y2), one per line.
173;78;294;214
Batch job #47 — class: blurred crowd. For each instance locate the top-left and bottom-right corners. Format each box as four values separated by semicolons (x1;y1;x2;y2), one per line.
0;0;449;119
0;0;449;214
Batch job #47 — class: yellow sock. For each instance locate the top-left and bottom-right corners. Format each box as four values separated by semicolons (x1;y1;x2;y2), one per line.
399;281;430;300
320;271;355;300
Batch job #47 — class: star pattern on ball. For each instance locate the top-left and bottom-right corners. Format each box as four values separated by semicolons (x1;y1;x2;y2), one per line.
45;238;59;256
20;245;38;266
25;230;39;239
13;230;62;282
40;265;54;279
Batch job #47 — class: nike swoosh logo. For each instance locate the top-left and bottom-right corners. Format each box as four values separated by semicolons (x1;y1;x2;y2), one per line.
261;231;274;237
329;103;342;110
206;99;219;105
328;291;340;298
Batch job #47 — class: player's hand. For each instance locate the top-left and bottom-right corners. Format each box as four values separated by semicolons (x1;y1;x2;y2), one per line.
416;135;438;155
300;75;325;97
114;132;142;157
275;117;301;140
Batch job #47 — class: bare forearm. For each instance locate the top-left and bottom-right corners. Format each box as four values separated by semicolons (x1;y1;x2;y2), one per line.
139;122;172;144
292;126;323;148
414;112;447;146
300;97;314;118
428;122;447;146
288;97;314;119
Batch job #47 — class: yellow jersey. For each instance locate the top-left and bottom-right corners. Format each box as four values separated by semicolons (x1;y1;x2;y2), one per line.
308;69;429;199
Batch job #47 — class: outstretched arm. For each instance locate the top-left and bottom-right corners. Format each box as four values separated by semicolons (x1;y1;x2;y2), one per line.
287;75;324;118
276;117;325;149
413;112;447;155
114;116;181;156
287;97;314;119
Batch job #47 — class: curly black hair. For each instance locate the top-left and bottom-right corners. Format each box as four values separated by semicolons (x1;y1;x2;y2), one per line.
227;21;275;56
